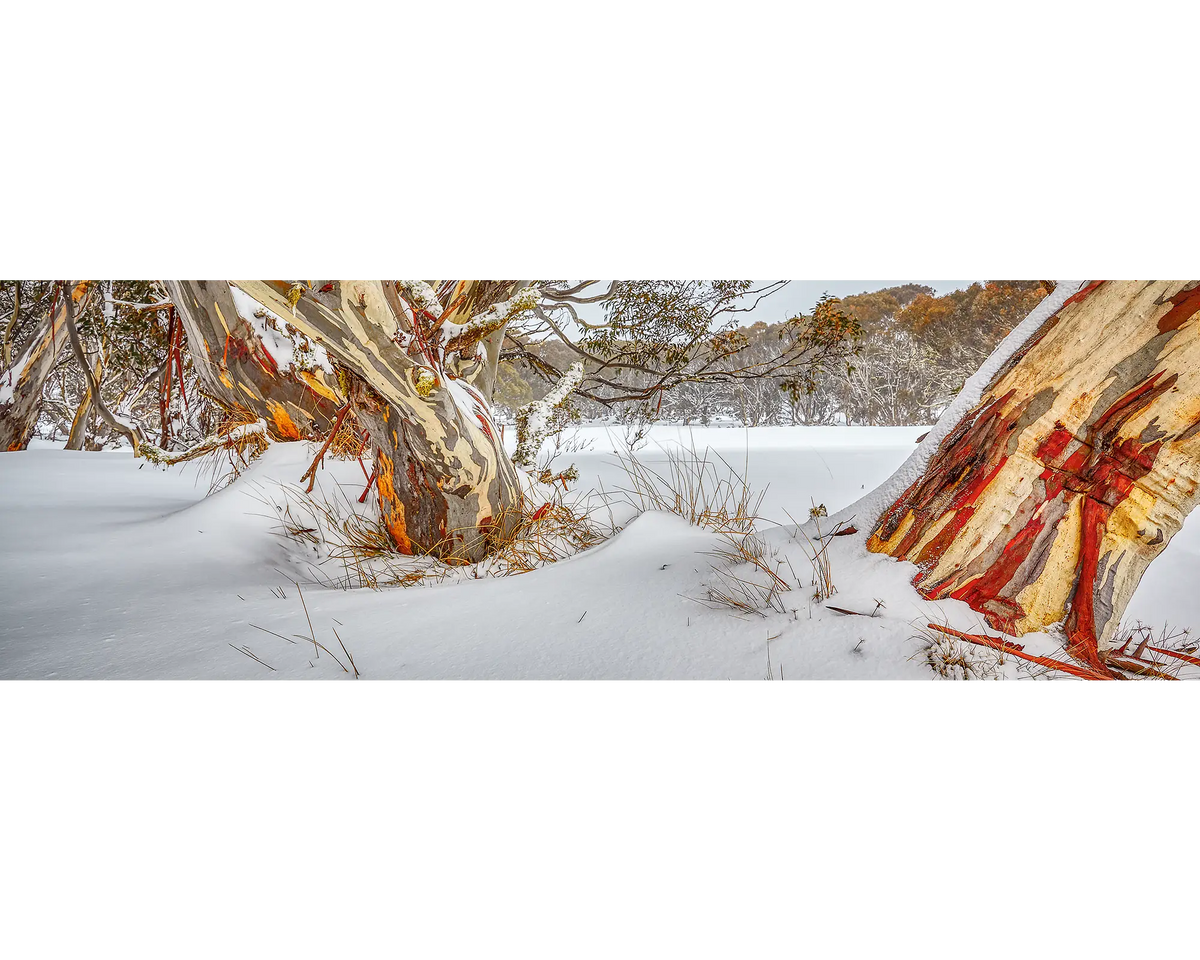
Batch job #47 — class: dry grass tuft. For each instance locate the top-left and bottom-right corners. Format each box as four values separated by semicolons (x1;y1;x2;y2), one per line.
606;442;764;537
255;465;605;590
252;478;452;590
327;408;365;460
476;497;605;577
606;438;801;618
702;531;793;617
787;502;846;603
914;622;1006;680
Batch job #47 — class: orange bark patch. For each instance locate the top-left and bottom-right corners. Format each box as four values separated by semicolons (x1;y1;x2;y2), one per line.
374;452;413;554
268;403;301;440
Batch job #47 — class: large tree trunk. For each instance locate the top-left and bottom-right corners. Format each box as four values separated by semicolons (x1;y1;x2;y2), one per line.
0;282;90;451
163;280;342;440
167;280;528;562
868;281;1200;672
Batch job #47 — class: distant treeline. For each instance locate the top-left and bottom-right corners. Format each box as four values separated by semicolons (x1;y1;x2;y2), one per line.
493;281;1054;427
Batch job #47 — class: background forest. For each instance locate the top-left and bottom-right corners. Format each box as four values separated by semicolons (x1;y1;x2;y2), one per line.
495;281;1052;426
1;280;1054;452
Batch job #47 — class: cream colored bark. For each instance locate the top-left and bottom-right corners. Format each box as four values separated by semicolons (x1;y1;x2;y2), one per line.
167;281;528;561
0;282;91;451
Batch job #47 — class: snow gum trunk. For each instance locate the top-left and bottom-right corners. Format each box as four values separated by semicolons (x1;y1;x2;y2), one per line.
163;281;342;440
0;282;90;451
868;281;1200;670
168;280;524;562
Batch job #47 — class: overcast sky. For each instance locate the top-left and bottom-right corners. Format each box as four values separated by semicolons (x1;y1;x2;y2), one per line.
752;281;976;321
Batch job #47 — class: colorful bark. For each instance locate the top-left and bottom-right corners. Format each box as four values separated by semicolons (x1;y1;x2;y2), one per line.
168;281;526;562
869;281;1200;668
348;362;520;563
164;281;341;440
0;282;90;451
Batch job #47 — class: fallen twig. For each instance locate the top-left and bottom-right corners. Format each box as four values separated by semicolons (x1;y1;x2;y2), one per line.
229;643;276;671
926;623;1109;680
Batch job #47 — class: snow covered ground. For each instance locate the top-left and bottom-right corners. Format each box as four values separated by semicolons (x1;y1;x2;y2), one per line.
2;424;1197;679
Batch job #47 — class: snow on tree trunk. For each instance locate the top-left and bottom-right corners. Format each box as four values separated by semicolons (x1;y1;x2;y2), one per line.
167;280;529;562
163;281;342;440
867;281;1200;671
0;282;90;451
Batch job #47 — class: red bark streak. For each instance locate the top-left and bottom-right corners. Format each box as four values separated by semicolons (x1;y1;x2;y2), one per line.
1036;424;1073;465
945;512;1049;628
1060;281;1104;310
881;359;1176;665
914;507;978;584
1157;285;1200;334
1066;497;1109;669
254;343;279;377
878;391;1018;550
1037;376;1174;665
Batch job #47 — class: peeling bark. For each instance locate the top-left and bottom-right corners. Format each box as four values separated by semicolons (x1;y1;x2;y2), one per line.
868;281;1200;670
0;282;90;451
163;281;342;439
168;280;527;562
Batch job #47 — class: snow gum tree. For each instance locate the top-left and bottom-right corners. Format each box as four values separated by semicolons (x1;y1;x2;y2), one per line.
866;280;1200;673
164;280;857;563
166;280;532;563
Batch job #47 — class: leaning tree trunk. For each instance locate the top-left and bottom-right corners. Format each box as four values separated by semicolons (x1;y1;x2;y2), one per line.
163;281;342;439
65;348;105;451
868;281;1200;672
167;280;530;562
0;282;91;451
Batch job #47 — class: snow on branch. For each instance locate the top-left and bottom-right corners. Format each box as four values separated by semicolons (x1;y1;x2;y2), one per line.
140;420;270;466
397;280;444;317
513;362;584;468
444;285;540;356
229;285;333;376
